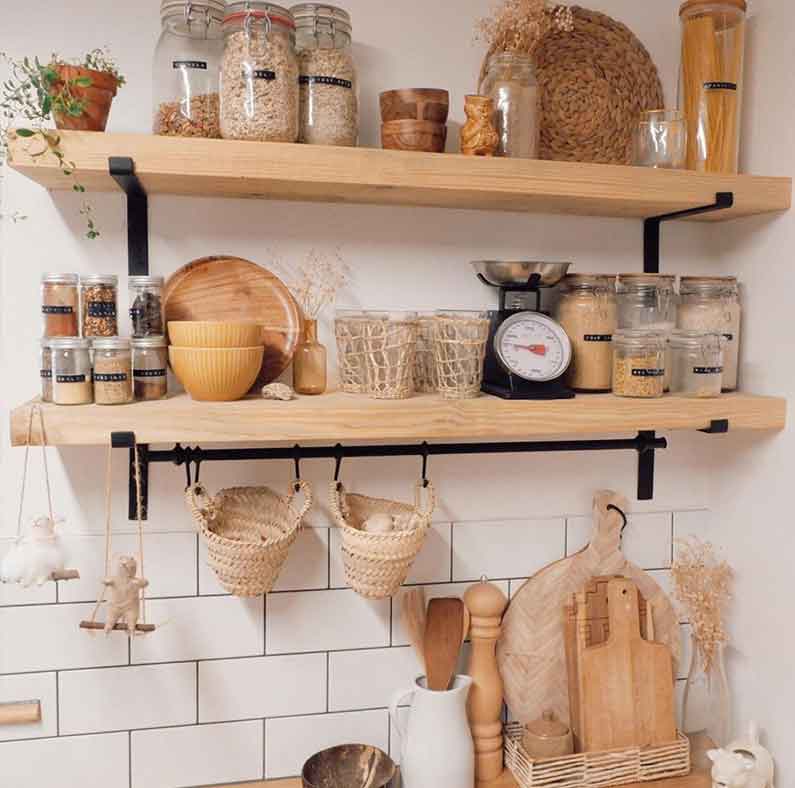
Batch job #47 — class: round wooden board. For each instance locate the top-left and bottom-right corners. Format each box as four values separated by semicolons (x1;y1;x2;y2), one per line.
497;490;681;726
164;256;301;389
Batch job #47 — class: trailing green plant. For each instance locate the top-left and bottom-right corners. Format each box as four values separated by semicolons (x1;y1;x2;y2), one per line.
0;48;125;239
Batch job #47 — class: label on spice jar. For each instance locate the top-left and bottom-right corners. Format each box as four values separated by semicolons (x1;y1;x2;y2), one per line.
94;372;129;382
56;374;87;383
299;75;353;89
134;368;167;378
250;69;276;81
584;334;613;342
693;366;724;375
87;301;117;318
631;368;664;378
41;369;52;379
704;81;737;91
42;305;74;314
173;60;208;70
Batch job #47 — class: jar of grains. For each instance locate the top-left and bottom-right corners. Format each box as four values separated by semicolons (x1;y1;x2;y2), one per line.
556;274;617;392
40;339;53;403
81;275;118;337
153;0;225;138
92;338;133;405
220;2;299;142
677;276;741;391
41;273;80;337
51;338;93;406
132;336;169;400
129;276;165;338
612;329;666;399
292;3;358;146
669;330;724;399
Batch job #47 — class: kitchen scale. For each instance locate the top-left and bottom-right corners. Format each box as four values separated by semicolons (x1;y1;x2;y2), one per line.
472;261;575;400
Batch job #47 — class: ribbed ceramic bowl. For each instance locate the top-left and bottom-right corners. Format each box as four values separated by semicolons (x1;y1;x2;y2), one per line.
168;321;264;349
169;346;264;402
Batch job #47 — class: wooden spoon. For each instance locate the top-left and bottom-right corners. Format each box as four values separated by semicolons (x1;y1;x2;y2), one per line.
424;597;466;691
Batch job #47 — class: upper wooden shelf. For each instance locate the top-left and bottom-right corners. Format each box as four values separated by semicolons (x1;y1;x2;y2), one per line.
7;131;791;221
10;392;785;447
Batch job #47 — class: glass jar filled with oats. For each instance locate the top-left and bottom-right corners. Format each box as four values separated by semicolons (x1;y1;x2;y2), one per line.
153;0;225;138
292;3;358;146
81;275;118;337
220;2;299;142
612;329;666;399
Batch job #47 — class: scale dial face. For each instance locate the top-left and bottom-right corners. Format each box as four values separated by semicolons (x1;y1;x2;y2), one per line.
494;312;572;383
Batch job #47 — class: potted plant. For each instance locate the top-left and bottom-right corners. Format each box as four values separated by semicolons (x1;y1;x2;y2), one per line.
1;48;125;237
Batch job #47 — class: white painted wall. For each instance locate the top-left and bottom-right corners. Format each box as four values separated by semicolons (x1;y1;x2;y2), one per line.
0;0;787;785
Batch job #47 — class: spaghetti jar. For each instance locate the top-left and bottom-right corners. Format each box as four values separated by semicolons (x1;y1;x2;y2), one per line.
51;338;93;406
132;336;169;400
612;330;666;399
677;276;740;391
669;330;724;398
679;0;746;173
41;273;79;337
92;338;133;406
81;275;118;337
40;339;53;403
556;274;617;392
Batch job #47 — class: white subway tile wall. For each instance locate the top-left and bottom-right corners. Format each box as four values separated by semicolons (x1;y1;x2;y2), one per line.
0;510;710;784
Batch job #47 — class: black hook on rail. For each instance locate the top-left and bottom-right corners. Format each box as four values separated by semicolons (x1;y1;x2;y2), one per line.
420;442;430;488
292;444;302;492
607;503;629;541
333;443;344;491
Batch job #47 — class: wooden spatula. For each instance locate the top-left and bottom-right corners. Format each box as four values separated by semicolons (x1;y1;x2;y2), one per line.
424;597;465;691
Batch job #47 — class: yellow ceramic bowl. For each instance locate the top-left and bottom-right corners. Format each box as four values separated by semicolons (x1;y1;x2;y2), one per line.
167;321;264;349
169;346;265;402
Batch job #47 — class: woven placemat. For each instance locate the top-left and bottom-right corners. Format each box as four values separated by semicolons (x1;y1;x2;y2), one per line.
534;6;664;164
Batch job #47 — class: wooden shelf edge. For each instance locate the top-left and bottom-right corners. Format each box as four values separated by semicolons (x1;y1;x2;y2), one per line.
10;392;786;447
7;131;791;221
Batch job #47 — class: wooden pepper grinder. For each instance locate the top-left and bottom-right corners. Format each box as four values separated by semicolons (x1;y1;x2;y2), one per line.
464;579;509;783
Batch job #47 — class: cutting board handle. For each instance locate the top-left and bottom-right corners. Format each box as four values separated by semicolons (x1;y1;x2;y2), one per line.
606;578;642;643
589;490;630;559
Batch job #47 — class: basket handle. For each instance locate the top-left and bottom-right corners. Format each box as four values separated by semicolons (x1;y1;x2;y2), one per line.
287;479;313;522
414;479;437;520
185;483;213;526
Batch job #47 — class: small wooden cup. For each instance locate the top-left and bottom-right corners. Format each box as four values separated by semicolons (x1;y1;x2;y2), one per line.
380;88;450;124
382;120;447;153
522;710;574;759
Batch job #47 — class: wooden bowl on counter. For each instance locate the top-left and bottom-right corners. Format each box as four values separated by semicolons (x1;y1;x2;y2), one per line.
380;88;450;124
382;119;447;153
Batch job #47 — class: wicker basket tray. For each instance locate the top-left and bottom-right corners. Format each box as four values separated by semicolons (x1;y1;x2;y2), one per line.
504;722;690;788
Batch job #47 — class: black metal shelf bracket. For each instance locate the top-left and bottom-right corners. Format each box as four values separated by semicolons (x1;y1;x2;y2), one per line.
643;192;734;274
700;418;730;434
109;157;149;277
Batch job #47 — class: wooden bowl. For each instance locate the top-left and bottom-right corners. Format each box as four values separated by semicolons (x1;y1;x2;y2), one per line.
382;120;447;153
168;346;264;401
168;321;264;349
380;89;450;124
302;744;397;788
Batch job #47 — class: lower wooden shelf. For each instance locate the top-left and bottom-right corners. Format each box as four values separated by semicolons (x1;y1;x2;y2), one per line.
10;391;786;446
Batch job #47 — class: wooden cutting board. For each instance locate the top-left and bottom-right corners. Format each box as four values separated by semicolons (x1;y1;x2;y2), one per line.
580;578;677;751
497;490;680;726
164;256;302;388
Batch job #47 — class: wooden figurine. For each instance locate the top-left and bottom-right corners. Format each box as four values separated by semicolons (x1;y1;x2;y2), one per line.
461;95;499;157
464;579;509;782
102;556;148;636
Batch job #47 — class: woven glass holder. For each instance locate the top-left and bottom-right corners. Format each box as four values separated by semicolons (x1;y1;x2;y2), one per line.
414;315;439;394
433;311;490;399
335;310;369;393
361;312;418;400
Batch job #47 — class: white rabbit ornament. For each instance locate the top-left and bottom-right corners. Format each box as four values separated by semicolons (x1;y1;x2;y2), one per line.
708;722;775;788
1;517;66;587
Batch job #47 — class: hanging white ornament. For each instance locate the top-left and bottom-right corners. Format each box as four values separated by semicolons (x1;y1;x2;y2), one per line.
1;517;66;587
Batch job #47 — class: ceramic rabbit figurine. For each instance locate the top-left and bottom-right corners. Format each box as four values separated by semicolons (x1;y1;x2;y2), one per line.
708;722;775;788
104;556;149;636
0;517;65;587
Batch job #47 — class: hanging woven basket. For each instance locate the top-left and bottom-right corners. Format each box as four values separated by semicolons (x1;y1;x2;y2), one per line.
186;481;312;597
329;481;435;600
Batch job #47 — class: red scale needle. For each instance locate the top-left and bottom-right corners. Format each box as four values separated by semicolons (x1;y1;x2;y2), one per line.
510;343;547;356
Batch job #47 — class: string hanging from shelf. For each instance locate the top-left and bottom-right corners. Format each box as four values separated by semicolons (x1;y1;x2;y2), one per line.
80;442;154;636
1;404;79;587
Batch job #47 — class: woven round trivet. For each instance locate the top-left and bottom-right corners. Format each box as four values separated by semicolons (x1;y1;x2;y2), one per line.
533;6;664;164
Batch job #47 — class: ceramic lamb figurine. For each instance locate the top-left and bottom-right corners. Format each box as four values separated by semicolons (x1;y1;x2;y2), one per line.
708;722;775;788
104;556;149;636
0;517;65;587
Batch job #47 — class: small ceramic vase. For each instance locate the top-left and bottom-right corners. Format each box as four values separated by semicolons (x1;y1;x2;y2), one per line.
522;710;574;759
460;95;499;156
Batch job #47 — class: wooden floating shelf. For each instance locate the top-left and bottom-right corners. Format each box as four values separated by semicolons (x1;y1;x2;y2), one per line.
7;131;790;220
10;392;785;447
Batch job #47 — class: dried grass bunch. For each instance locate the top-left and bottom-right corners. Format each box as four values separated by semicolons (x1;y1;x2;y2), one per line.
477;0;574;59
278;248;350;319
671;538;732;673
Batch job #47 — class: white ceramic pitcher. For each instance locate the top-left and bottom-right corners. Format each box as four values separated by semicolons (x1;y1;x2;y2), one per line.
390;674;474;788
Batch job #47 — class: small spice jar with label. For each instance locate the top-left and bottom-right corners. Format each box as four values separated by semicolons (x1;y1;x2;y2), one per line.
51;338;93;406
669;330;724;398
612;329;666;399
81;275;119;337
132;336;169;400
40;339;53;403
129;276;165;338
41;273;79;337
92;338;133;406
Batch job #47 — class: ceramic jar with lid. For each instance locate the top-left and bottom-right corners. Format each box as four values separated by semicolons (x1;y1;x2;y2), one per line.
153;0;225;138
556;274;617;392
522;710;573;759
292;3;358;146
51;338;93;405
220;2;299;142
41;273;79;337
677;275;740;391
612;329;666;399
93;338;133;406
669;330;724;398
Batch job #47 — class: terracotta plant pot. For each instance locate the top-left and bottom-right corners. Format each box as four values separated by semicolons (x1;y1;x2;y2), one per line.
51;65;119;132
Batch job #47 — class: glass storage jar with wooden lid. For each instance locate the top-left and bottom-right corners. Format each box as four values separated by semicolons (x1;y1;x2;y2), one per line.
132;336;169;401
612;329;666;399
41;273;79;337
153;0;225;138
93;338;133;406
556;274;617;392
669;329;724;398
677;275;740;391
220;2;299;142
292;3;358;146
51;338;93;406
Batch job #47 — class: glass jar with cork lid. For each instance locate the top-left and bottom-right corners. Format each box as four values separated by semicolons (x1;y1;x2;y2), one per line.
51;338;93;406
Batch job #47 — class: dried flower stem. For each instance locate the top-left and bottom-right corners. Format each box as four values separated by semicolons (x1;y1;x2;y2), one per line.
276;248;350;319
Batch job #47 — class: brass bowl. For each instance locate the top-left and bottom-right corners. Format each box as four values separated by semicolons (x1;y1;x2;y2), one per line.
471;260;572;288
302;744;397;788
